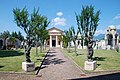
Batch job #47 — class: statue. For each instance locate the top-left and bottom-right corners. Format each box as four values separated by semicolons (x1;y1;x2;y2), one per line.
87;36;96;62
25;36;33;62
107;33;113;46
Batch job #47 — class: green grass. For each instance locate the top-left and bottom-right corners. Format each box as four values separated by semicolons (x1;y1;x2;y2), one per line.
0;47;48;72
61;48;120;71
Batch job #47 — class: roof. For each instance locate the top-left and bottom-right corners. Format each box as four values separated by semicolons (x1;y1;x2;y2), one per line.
47;27;64;33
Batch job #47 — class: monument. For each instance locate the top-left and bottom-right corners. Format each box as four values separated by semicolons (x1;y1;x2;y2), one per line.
22;36;35;72
84;36;97;70
105;25;119;50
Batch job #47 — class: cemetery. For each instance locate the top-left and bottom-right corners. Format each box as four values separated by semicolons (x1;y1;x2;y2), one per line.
0;0;120;79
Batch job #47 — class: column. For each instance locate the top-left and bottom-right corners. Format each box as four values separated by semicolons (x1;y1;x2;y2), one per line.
50;35;52;47
60;36;63;48
56;35;58;47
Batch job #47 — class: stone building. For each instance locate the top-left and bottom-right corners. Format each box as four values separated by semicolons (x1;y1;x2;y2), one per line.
0;37;21;50
105;25;119;49
46;27;64;48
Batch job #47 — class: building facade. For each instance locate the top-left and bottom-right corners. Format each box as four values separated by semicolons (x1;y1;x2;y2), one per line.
46;27;64;48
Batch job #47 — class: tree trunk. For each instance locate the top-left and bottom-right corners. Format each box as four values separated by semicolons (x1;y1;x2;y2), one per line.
75;43;78;56
68;41;70;53
82;39;84;49
40;45;42;53
35;41;38;56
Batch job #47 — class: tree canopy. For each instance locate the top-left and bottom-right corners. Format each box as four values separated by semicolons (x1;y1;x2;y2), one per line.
76;5;100;45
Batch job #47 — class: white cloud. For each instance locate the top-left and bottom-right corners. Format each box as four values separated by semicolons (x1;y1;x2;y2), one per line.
51;17;66;26
57;12;63;16
114;14;120;19
95;29;106;36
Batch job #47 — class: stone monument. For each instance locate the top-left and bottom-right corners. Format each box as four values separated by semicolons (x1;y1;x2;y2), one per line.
84;36;97;70
22;36;35;72
105;25;119;50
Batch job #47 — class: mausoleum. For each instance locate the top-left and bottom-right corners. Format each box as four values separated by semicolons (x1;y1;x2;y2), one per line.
46;27;64;48
105;25;119;49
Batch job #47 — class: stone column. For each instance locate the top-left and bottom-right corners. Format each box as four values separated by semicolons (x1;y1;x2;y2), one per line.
50;35;52;47
60;36;63;48
56;35;58;47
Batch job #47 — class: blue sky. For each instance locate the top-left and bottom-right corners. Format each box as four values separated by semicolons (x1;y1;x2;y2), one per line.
0;0;120;36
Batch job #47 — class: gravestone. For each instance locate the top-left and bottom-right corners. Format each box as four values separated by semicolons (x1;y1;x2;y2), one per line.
107;45;111;50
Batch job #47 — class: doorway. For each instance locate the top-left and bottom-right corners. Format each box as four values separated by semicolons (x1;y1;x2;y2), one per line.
52;40;56;47
0;40;3;49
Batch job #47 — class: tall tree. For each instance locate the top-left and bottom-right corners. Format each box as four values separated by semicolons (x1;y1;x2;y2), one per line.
13;7;32;62
61;28;73;53
71;26;79;56
37;17;49;53
30;8;44;56
76;5;100;61
60;32;68;48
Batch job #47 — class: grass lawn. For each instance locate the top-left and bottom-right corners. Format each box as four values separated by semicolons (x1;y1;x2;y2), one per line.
0;47;48;72
61;48;120;71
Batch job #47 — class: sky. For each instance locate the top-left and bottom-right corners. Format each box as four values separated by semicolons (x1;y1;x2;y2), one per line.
0;0;120;36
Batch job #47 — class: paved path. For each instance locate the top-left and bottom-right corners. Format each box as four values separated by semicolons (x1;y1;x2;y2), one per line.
38;48;84;80
1;48;120;80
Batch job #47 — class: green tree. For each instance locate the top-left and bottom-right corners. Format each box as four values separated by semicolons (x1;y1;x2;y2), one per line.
76;5;100;61
0;31;10;39
30;8;44;56
37;17;49;53
61;28;73;53
60;32;68;48
11;31;18;38
13;7;32;62
18;31;24;41
71;26;79;56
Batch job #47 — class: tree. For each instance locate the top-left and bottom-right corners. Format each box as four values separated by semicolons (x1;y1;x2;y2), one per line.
30;8;45;56
0;31;10;39
11;31;18;38
18;31;24;41
71;26;79;56
60;32;68;48
37;17;49;53
76;5;100;61
30;9;50;54
13;7;32;62
61;28;73;53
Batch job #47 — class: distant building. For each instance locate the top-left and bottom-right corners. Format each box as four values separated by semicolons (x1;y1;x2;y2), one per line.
0;37;21;50
46;27;87;49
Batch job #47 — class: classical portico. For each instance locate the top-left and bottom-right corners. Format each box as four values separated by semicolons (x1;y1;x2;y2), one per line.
46;27;63;48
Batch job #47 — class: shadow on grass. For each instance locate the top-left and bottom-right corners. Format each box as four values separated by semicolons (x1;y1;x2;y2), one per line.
93;57;106;61
0;50;24;57
0;66;4;68
68;72;120;80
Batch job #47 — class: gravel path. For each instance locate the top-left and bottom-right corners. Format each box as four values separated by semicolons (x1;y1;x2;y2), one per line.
38;48;84;80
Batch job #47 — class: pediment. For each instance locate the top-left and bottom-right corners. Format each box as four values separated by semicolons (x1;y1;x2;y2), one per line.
48;27;63;33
